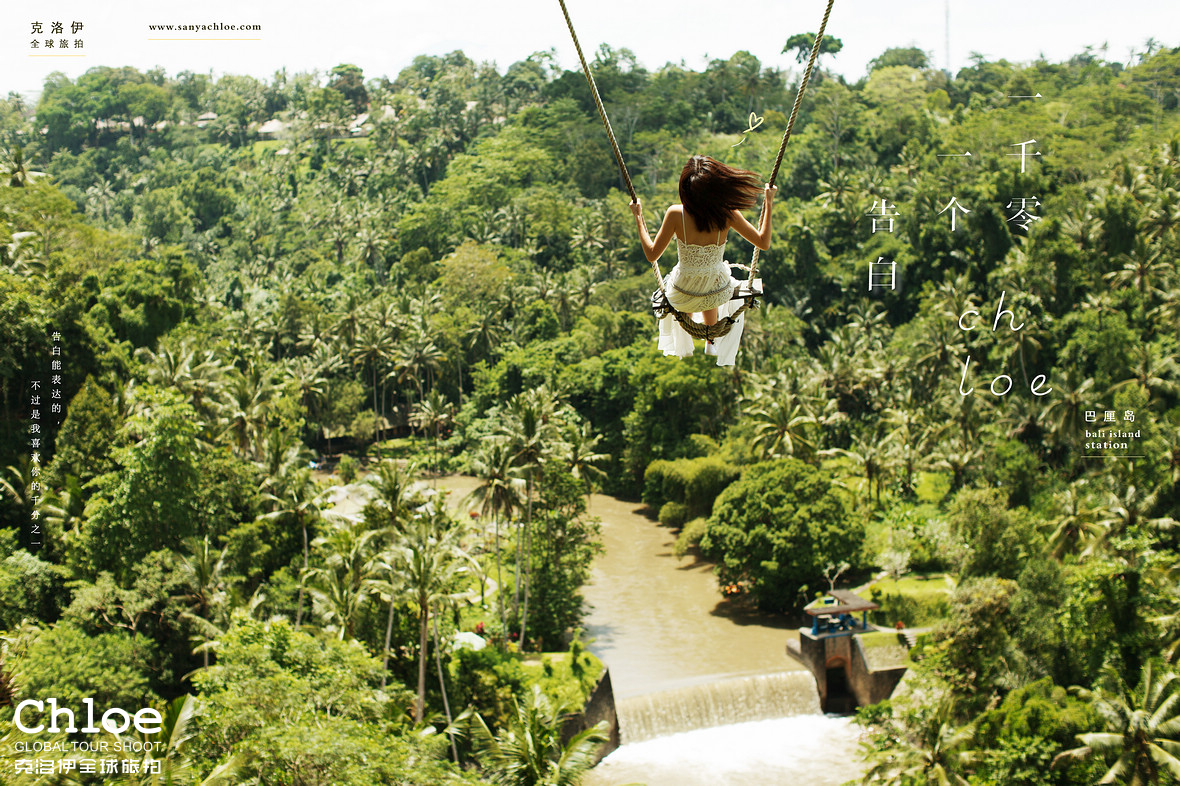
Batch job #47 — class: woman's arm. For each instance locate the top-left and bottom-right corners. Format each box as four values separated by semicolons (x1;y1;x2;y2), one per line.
630;201;678;263
728;184;777;250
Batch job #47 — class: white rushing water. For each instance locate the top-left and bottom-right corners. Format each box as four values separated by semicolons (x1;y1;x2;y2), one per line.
584;714;866;786
615;671;822;743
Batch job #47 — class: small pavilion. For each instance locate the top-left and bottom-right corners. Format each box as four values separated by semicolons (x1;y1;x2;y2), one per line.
790;588;907;712
803;589;879;636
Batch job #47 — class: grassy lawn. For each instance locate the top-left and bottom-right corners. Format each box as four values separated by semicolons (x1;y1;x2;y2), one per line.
249;139;286;155
857;572;956;628
864;573;957;598
522;649;606;709
857;630;912;669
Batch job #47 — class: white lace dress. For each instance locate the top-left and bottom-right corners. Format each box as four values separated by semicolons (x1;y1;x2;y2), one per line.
657;213;746;366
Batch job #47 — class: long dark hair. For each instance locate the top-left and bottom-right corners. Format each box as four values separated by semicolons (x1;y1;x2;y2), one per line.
678;155;761;233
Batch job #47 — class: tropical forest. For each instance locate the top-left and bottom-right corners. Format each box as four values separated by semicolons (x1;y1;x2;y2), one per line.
1;29;1180;786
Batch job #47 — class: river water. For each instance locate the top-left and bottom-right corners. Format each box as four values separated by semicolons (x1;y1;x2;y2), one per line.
580;494;799;699
579;493;864;785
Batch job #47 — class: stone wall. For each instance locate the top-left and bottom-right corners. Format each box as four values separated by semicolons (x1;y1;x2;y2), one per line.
793;628;908;712
849;635;907;707
560;668;620;765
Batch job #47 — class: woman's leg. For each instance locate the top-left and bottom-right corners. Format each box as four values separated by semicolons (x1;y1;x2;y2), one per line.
702;307;720;348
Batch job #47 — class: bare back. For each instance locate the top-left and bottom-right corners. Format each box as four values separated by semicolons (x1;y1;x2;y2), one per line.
675;205;725;246
673;204;764;249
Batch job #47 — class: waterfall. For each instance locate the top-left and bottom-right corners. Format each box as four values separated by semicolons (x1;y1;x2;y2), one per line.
615;671;821;743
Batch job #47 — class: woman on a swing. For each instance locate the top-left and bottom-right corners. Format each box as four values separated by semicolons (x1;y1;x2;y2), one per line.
630;154;776;365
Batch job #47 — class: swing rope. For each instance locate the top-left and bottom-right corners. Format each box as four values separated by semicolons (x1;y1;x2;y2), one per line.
558;0;834;341
749;0;834;283
557;0;636;207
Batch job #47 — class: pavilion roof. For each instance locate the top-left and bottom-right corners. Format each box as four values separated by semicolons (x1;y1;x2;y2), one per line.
804;589;879;616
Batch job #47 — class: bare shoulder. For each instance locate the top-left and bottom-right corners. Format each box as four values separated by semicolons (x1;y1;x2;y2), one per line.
666;204;683;237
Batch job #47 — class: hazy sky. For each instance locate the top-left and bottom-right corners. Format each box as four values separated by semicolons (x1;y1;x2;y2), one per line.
5;1;1178;99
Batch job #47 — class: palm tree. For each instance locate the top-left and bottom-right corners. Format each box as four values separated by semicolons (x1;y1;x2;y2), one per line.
1103;235;1171;299
1154;561;1180;664
994;387;1045;446
331;292;367;348
1002;315;1048;391
366;458;424;527
1061;205;1105;248
0;458;33;513
1150;290;1180;339
882;406;933;498
283;355;330;414
1115;344;1180;404
1047;484;1104;560
571;210;606;265
824;431;890;507
497;201;531;251
370;560;410;692
930;435;982;495
134;340;226;420
1109;160;1152;201
471;686;608;786
176;536;234;668
816;169;855;209
1055;663;1180;785
351;318;397;427
500;387;562;647
1094;482;1174;544
387;512;473;723
1161;414;1180;488
563;422;608;509
464;304;506;378
324;196;356;267
354;222;392;276
365;460;426;686
1142;187;1180;240
1;228;44;277
1040;373;1097;452
410;390;456;474
303;518;383;640
913;317;969;397
863;715;976;785
467;440;526;638
747;389;818;462
846;300;890;350
393;327;445;408
1083;292;1118;331
1;146;46;187
120;694;249;784
218;365;278;460
258;468;325;628
84;178;118;226
818;326;868;394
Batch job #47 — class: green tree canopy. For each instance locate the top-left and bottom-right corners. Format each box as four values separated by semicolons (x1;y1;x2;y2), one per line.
700;457;858;610
783;33;844;64
868;47;931;72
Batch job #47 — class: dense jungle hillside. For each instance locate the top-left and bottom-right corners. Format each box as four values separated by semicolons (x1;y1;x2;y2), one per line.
2;39;1180;784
